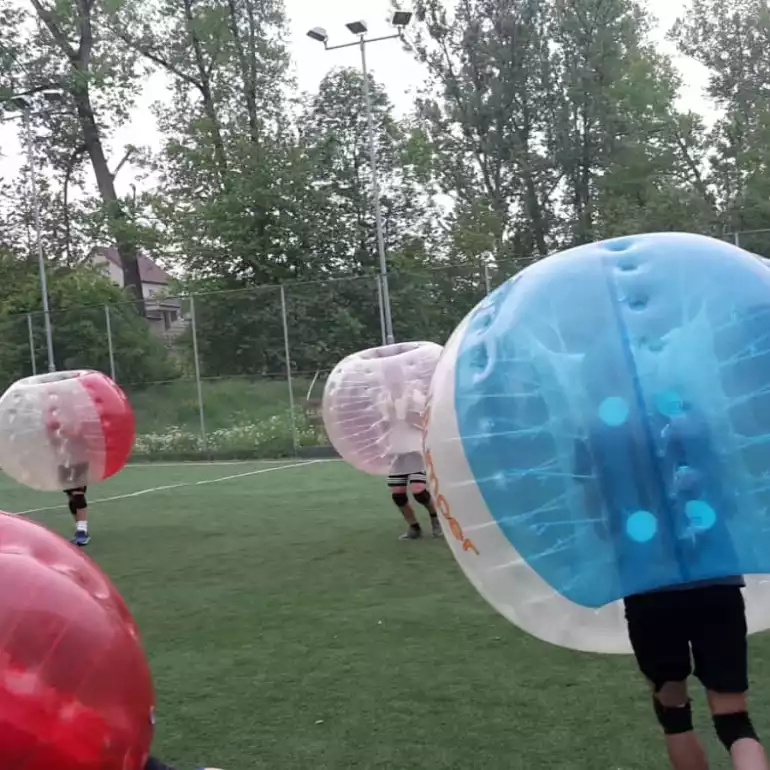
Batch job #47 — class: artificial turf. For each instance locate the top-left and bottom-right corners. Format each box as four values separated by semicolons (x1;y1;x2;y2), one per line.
5;458;770;769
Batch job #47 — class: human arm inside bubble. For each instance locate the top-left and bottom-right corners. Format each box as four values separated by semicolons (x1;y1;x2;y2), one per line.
572;437;612;540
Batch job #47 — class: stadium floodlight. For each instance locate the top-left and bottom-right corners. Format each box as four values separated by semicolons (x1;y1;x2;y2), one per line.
307;27;328;44
391;11;412;27
346;20;368;35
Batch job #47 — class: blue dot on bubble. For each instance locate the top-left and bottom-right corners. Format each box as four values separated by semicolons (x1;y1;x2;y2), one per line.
626;510;658;542
685;500;717;531
598;396;629;426
655;390;684;417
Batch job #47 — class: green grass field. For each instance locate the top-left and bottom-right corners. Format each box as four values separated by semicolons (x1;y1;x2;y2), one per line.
6;459;770;769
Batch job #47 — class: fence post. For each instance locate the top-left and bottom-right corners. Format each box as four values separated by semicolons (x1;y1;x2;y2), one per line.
26;314;36;376
483;262;492;294
104;305;116;381
376;275;387;345
189;295;208;455
280;285;299;457
734;231;741;247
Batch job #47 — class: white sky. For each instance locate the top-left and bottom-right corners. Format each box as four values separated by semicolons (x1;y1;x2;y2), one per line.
0;0;709;198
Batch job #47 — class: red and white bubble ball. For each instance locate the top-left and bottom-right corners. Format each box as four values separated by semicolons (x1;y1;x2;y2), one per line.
0;370;135;491
322;342;443;476
0;511;155;770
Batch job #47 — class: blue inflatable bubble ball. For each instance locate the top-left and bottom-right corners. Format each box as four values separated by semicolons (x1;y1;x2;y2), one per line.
424;233;770;651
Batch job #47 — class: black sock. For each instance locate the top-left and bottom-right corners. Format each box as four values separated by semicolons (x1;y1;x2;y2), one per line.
429;512;438;520
145;758;176;770
410;522;422;531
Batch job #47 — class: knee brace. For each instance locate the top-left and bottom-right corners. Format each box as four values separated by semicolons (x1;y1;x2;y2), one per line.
391;492;409;508
713;711;758;750
412;489;432;506
653;697;693;735
67;492;87;516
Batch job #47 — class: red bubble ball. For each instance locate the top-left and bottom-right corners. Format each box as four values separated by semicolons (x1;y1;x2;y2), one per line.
0;370;135;491
0;511;155;770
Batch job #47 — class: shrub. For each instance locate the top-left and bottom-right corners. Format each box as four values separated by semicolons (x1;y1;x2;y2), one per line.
131;409;327;460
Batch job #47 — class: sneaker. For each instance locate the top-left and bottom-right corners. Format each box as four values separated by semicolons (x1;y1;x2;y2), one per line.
399;526;422;540
71;530;91;547
432;522;443;538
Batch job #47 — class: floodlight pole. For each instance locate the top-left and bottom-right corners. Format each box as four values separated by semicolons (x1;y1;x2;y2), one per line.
322;32;403;346
1;97;58;372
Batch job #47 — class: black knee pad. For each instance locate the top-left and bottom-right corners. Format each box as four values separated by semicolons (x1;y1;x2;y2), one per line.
412;489;431;506
653;697;693;735
714;711;758;750
391;492;409;508
67;491;87;515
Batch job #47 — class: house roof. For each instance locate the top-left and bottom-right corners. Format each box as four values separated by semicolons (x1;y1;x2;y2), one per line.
92;246;171;285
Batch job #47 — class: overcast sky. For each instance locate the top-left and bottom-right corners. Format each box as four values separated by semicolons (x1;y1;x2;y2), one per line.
0;0;709;197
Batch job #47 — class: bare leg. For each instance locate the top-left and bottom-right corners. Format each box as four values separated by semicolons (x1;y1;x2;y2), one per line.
656;682;710;770
391;485;421;539
707;691;769;770
411;483;442;537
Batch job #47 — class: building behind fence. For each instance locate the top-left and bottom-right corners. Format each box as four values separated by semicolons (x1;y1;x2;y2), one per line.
5;230;770;461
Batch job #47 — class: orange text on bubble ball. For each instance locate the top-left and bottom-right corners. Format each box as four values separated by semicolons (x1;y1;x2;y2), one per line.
422;403;479;555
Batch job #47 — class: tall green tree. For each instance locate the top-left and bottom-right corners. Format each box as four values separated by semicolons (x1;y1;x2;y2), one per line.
110;0;314;283
672;0;770;252
16;0;149;303
408;0;714;262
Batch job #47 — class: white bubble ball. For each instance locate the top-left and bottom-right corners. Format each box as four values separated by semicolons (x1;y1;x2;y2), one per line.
0;370;135;492
323;341;443;476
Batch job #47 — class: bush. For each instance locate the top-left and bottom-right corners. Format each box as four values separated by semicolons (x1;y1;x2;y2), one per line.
0;260;176;389
131;409;327;460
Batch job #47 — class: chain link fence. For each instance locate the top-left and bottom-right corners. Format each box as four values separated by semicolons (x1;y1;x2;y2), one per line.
6;232;769;462
3;261;509;461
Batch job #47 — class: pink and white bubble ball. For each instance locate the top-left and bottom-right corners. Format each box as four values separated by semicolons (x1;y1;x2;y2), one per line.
322;342;443;476
0;370;135;492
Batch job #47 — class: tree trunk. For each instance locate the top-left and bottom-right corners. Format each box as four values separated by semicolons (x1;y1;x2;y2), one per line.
73;86;145;312
31;0;145;313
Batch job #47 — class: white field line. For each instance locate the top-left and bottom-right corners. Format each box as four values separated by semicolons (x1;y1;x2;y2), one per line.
124;459;302;468
14;459;333;516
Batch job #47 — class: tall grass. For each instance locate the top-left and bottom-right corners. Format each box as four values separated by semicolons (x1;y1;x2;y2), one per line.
124;377;327;460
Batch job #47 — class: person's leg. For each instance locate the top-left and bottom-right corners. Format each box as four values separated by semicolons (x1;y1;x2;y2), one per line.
625;591;709;770
65;486;90;546
691;586;768;770
388;475;421;539
409;474;442;537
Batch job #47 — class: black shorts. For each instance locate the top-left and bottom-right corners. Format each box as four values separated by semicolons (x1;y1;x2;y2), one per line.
64;486;87;497
387;471;427;487
624;584;748;693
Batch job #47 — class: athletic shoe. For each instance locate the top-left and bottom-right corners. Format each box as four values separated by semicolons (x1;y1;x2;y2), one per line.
399;527;422;540
72;531;91;547
432;522;443;538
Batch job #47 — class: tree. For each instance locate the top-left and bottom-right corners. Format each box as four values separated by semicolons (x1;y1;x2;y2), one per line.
409;0;561;260
672;0;770;252
19;0;147;305
407;0;714;261
0;258;173;389
108;0;314;284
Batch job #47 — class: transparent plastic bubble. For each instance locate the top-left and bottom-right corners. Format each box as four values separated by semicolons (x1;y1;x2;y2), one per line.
323;341;443;476
424;233;770;653
0;370;135;491
0;511;155;769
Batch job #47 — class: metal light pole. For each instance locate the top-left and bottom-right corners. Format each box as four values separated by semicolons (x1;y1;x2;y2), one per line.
21;105;55;372
307;13;413;346
2;91;64;372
